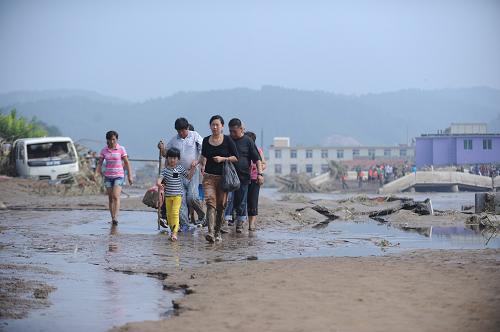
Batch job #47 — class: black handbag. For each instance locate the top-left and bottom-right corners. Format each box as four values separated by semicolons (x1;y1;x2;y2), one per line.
142;186;159;208
221;160;240;192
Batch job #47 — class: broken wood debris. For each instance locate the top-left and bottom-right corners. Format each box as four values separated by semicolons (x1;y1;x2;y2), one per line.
276;173;319;193
369;198;434;221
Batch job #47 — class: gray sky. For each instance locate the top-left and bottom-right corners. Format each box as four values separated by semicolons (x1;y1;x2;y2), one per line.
1;0;499;101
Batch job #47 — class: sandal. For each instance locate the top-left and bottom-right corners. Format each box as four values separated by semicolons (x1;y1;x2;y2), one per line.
170;233;178;241
159;218;168;228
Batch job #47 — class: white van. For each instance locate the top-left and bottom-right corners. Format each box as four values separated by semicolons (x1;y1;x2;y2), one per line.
12;137;79;180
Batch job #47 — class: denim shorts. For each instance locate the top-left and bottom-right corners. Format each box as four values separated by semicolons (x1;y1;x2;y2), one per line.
104;177;125;188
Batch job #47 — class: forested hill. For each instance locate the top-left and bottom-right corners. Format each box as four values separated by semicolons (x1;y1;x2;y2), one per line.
1;86;499;159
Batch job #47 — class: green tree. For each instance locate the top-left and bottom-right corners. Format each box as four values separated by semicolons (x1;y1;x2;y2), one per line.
0;109;48;141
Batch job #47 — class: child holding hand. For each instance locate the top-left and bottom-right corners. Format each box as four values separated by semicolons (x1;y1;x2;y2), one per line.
157;147;195;241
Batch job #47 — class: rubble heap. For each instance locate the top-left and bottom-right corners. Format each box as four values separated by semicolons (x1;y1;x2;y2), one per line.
276;173;319;193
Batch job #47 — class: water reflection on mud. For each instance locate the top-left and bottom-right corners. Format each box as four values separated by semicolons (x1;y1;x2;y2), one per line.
0;210;181;332
55;209;499;270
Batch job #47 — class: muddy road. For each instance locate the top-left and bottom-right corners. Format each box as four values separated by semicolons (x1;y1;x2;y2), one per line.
0;178;499;331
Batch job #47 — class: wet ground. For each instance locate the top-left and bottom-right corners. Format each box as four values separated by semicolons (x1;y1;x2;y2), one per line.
0;190;498;331
0;210;180;331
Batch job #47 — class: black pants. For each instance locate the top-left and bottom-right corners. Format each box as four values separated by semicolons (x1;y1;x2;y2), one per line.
247;180;260;216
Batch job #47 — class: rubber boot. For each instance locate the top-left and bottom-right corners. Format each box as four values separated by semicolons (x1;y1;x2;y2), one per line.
205;206;215;243
214;209;224;241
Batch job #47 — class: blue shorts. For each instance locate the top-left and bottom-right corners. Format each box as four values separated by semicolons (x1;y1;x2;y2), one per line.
104;177;124;188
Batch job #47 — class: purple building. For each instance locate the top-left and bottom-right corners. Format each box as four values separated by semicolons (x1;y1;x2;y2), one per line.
415;123;500;168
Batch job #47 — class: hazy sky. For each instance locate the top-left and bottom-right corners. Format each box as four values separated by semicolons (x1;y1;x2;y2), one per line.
1;0;499;101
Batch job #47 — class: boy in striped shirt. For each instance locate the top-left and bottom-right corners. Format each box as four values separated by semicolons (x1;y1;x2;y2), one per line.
157;148;195;241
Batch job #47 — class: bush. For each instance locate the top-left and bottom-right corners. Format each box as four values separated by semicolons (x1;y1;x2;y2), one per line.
0;109;48;141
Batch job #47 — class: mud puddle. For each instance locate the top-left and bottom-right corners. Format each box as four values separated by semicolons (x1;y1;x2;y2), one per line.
0;210;180;332
1;260;180;331
35;209;500;266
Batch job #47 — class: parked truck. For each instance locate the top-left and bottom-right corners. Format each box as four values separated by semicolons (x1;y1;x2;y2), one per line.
11;137;79;180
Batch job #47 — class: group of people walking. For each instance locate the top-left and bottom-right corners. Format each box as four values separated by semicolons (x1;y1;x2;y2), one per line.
96;115;265;243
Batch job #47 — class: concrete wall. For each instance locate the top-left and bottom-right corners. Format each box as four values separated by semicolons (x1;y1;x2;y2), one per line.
433;137;456;166
456;136;500;164
379;171;498;194
416;135;500;167
415;138;433;168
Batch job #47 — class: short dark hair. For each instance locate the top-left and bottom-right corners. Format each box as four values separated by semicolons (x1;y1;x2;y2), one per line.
166;147;181;159
228;118;242;128
209;115;224;126
106;130;118;140
245;131;256;142
188;123;194;131
175;118;189;130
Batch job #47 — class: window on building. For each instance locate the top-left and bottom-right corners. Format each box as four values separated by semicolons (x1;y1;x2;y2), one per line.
399;149;407;157
321;164;329;173
463;139;472;150
384;149;391;157
337;149;344;159
368;149;375;159
306;164;313;173
483;139;492;150
275;149;282;158
321;149;328;158
275;164;282;174
306;149;313;158
290;149;297;158
290;164;297;173
353;149;360;158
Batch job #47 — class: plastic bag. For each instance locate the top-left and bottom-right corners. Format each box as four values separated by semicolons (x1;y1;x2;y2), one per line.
221;160;240;192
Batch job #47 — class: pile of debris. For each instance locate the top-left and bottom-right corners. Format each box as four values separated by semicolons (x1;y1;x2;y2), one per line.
32;148;104;196
475;192;500;214
368;197;434;221
466;213;500;230
276;173;319;193
276;161;347;193
32;170;104;196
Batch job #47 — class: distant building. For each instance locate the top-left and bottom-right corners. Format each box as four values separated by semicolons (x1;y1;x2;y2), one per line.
415;123;500;168
267;137;414;177
445;123;487;135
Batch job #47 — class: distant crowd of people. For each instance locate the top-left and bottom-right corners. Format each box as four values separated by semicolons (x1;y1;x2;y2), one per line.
352;163;412;188
422;163;500;178
466;164;500;177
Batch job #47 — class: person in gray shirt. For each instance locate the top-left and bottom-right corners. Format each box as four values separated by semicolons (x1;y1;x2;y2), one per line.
158;117;205;228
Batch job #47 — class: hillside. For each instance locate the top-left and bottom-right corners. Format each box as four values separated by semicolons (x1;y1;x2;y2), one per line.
1;86;499;159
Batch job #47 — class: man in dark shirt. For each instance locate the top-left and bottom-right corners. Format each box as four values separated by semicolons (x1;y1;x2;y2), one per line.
228;118;264;233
